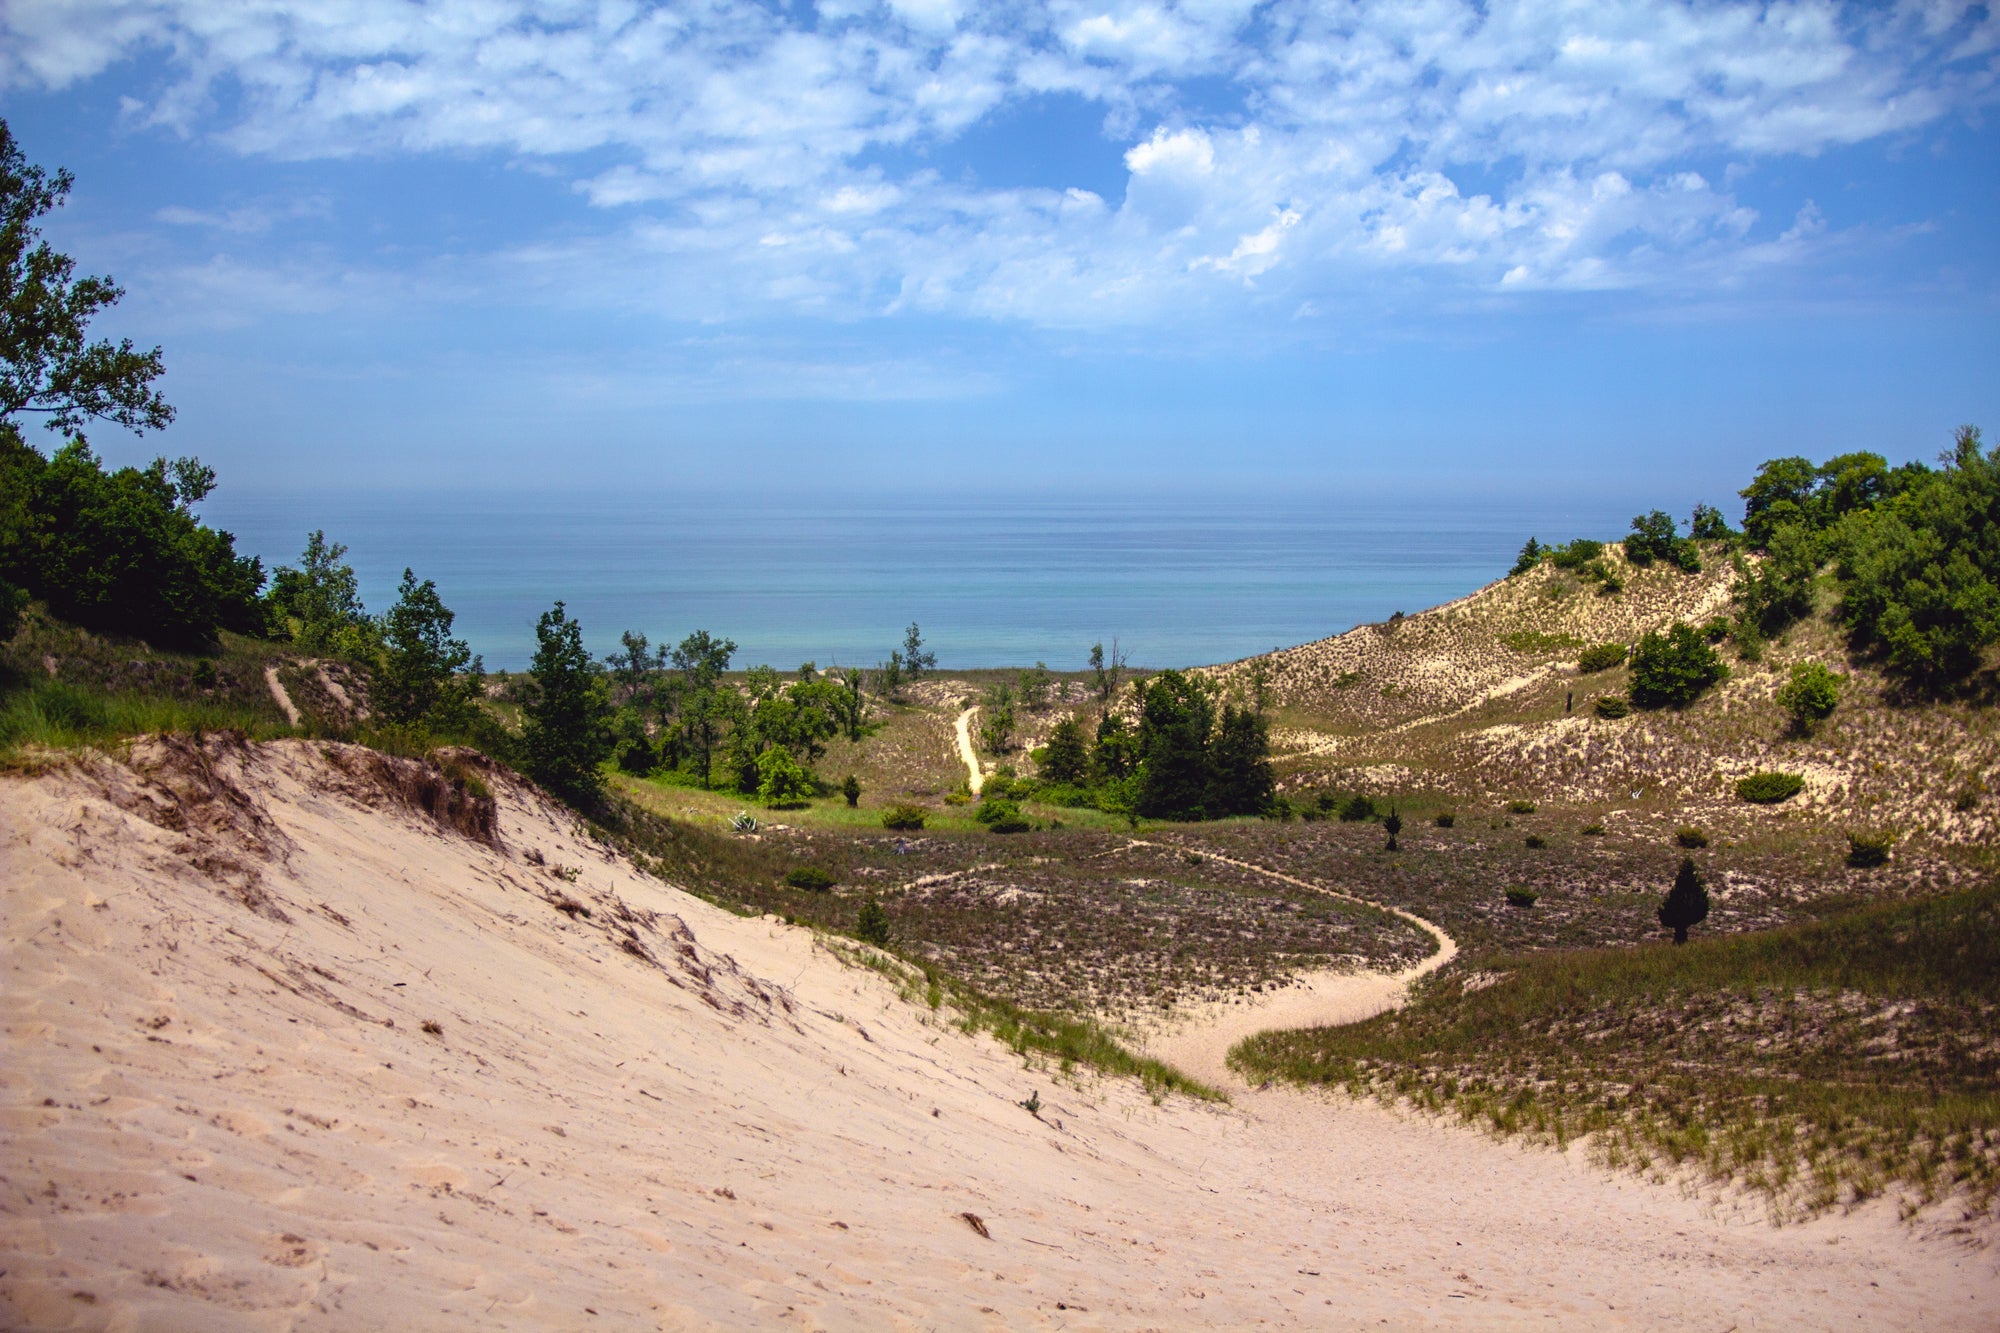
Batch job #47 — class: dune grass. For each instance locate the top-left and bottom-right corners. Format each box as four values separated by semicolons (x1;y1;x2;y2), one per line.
1233;881;2000;1219
0;676;285;762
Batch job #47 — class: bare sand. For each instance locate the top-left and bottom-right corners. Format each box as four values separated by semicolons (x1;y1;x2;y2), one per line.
3;739;1992;1329
955;705;985;794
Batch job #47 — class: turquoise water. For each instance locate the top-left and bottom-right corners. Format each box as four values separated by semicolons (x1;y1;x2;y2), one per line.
201;487;1640;672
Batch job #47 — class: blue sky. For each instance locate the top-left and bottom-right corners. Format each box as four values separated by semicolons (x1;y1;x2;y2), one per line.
4;0;1997;499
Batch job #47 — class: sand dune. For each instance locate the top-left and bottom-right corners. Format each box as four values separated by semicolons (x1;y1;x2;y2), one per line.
3;738;1991;1329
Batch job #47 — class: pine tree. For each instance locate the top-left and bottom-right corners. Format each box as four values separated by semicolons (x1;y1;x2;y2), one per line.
522;601;612;805
1658;855;1710;945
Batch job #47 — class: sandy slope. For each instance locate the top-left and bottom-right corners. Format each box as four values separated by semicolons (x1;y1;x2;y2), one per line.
3;739;1992;1330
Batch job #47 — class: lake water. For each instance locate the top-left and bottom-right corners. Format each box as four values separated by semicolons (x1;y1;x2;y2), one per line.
201;487;1642;673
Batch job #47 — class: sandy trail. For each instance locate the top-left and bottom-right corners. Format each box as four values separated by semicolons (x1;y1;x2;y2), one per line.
954;704;985;793
262;665;302;728
1127;842;1457;1088
3;739;1992;1330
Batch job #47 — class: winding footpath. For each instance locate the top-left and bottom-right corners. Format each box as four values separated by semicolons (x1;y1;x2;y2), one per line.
953;704;985;794
1126;841;1457;1088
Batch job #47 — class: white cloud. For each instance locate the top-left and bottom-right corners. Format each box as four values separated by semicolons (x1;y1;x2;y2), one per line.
5;0;1993;331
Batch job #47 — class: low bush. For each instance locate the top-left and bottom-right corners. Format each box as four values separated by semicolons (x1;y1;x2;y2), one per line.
1337;794;1378;822
881;803;928;831
1524;834;1547;849
976;798;1031;833
1629;622;1728;709
1507;799;1537;814
1546;539;1604;571
1575;643;1628;673
785;866;835;892
1775;661;1844;733
1582;822;1606;836
1594;695;1631;719
1676;826;1710;848
1846;829;1895;868
1433;812;1456;828
1504;887;1539;908
1736;771;1805;804
854;896;892;946
842;775;861;807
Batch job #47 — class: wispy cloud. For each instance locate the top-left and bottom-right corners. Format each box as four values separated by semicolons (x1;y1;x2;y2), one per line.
7;0;1994;332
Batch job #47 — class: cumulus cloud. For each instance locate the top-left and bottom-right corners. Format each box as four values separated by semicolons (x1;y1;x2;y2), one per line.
6;0;1993;330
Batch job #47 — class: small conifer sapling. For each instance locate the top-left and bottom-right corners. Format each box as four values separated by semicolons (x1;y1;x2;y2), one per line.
1658;855;1710;945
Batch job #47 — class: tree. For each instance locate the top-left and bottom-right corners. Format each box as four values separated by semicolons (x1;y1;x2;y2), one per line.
521;601;612;805
902;622;937;681
376;568;478;729
1624;510;1678;566
842;774;861;807
605;630;659;707
1206;702;1274;816
669;629;735;786
837;666;865;740
1135;669;1215;819
1;122;172;438
755;744;813;806
1017;661;1052;711
1089;642;1107;700
978;679;1016;753
1509;537;1544;577
1740;456;1821;549
266;530;375;657
1628;622;1727;709
1383;808;1403;852
1689;504;1734;541
1831;426;1999;688
1040;717;1089;785
1092;710;1138;783
1733;520;1822;634
4;432;263;649
1774;660;1843;734
875;649;904;699
1657;855;1710;944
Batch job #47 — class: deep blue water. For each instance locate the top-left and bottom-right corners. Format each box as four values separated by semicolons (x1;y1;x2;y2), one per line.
200;487;1641;672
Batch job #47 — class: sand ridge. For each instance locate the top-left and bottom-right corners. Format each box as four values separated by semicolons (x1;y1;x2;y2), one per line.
2;737;1992;1329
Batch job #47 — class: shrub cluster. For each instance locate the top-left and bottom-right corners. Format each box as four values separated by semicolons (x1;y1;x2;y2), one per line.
1575;642;1628;673
1736;771;1805;804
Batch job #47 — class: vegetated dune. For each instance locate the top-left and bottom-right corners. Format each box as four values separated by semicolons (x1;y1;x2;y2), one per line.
1213;546;1999;847
4;738;1993;1329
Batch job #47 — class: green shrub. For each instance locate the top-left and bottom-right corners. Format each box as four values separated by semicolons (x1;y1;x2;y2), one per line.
1594;695;1631;719
1846;829;1895;868
1582;822;1606;836
1736;771;1805;804
881;803;928;831
1509;538;1545;577
1433;811;1455;828
1546;539;1604;571
755;744;814;807
1629;622;1728;708
785;866;835;891
1337;793;1377;822
1575;643;1627;673
1503;629;1586;654
854;895;892;946
1523;834;1547;849
1507;799;1536;814
1675;826;1709;848
1775;660;1844;733
975;798;1029;832
1504;887;1539;908
842;774;861;807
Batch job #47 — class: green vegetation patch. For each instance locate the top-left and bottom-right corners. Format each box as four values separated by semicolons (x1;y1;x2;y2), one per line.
1737;771;1806;804
1233;883;2000;1219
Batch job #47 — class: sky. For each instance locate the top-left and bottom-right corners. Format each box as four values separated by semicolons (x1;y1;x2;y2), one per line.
3;0;1998;499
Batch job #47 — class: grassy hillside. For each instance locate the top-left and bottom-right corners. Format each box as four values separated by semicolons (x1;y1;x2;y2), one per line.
1234;881;2000;1221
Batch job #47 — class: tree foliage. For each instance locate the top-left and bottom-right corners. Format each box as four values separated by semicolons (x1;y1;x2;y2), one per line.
1627;622;1727;709
265;530;377;658
1831;427;1999;687
1774;660;1843;733
1657;856;1710;945
0;430;263;649
375;569;479;730
1;121;172;438
1040;716;1089;785
521;601;612;805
